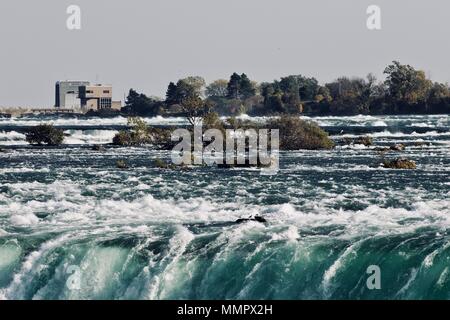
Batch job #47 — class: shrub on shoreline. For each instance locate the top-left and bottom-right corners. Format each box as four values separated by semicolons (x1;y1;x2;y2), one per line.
113;117;151;146
113;115;334;151
113;117;174;149
112;130;136;146
268;116;334;150
25;124;64;146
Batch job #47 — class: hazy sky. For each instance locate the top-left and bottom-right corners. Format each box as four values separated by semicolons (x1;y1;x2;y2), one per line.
0;0;449;106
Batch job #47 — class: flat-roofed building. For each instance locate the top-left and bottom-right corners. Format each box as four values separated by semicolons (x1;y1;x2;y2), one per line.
55;81;122;112
55;81;89;108
79;84;113;111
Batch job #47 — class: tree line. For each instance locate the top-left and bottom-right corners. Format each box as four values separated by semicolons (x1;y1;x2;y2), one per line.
122;61;450;117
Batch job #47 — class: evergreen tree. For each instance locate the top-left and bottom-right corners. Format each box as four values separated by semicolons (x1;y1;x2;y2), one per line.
298;76;319;101
125;89;160;116
126;89;140;106
175;79;198;103
227;73;241;99
239;73;256;99
165;82;178;104
265;93;285;113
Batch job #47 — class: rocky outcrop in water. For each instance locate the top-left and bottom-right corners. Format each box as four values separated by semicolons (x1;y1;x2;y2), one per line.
235;216;267;224
154;158;178;169
390;144;406;151
383;158;416;169
116;160;129;169
92;145;106;151
337;136;373;147
375;144;406;153
354;136;373;146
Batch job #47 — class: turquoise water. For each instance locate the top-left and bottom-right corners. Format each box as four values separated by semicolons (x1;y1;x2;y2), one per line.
0;114;449;299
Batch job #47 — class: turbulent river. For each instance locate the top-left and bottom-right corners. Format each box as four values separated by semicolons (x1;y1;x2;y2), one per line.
0;114;449;300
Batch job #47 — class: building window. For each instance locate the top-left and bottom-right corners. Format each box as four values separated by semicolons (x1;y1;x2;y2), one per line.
99;98;112;109
103;90;110;94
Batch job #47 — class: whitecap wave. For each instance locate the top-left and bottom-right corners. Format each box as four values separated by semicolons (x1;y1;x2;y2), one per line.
63;130;118;145
0;131;27;145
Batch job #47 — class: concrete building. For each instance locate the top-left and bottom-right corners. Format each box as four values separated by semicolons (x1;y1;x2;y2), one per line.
55;81;122;112
79;84;113;110
55;81;89;109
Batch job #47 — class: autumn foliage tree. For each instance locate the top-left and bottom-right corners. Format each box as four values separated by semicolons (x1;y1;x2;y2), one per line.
384;61;432;105
157;61;450;117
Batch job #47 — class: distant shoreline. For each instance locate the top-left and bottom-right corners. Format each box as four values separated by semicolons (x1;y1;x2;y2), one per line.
1;109;450;119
